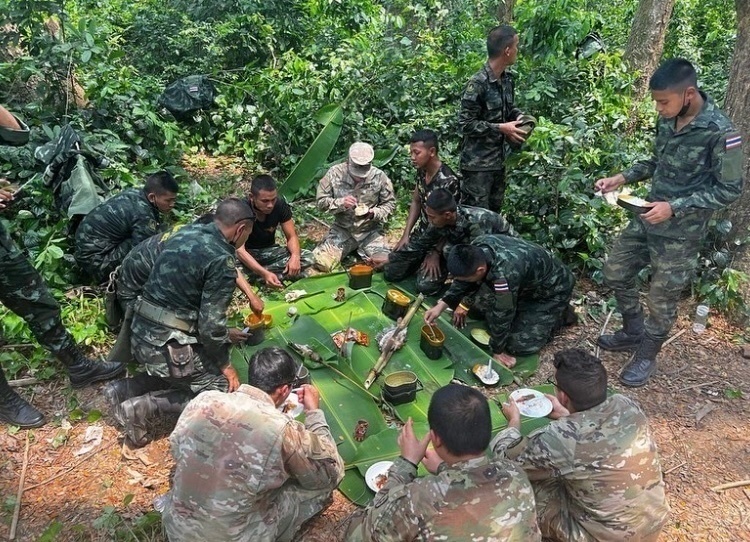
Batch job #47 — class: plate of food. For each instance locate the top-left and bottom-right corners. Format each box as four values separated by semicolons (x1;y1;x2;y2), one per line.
617;194;651;214
509;388;553;418
470;328;491;346
472;362;500;386
354;203;370;217
278;392;304;419
365;461;393;492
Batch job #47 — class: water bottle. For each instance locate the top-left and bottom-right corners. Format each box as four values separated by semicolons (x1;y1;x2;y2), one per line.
692;304;709;334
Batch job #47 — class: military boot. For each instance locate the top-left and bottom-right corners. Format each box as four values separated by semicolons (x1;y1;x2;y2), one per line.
597;310;644;352
0;370;45;428
121;389;192;447
619;336;662;387
103;373;169;426
57;346;126;389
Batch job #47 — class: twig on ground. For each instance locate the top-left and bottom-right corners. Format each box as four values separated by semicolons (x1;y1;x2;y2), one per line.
9;433;30;540
0;343;35;350
594;308;614;358
711;479;750;492
8;377;39;388
679;380;720;392
309;216;330;228
662;329;686;348
25;440;116;491
664;462;687;475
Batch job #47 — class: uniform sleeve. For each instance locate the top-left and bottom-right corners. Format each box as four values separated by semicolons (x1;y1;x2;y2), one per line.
281;409;345;490
371;173;396;223
441;279;480;310
316;166;345;214
486;264;523;354
197;255;237;367
492;424;572;482
458;80;497;138
131;204;161;245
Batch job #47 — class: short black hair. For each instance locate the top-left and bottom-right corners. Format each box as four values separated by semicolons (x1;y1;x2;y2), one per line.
446;244;486;276
487;25;517;58
214;197;255;227
553;348;607;411
144;171;179;195
425;188;457;213
250;174;277;196
410;129;439;154
248;347;298;394
649;58;698;91
428;384;491;455
193;212;214;225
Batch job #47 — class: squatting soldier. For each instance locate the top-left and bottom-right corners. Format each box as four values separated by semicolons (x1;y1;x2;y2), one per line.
0;104;124;428
112;199;255;447
343;384;541;541
162;347;344;542
386;188;514;296
595;59;743;387
74;171;178;283
496;349;669;540
237;174;313;287
424;235;575;368
313;142;395;271
458;25;529;212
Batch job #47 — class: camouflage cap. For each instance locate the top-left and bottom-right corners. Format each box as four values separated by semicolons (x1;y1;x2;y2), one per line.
516;114;537;137
348;142;374;178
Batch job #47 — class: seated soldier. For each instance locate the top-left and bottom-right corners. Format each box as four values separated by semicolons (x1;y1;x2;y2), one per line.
496;348;669;541
343;384;540;541
393;129;460;252
162;347;345;542
74;171;178;283
313;142;395;271
386;188;514;296
424;236;575;368
236;174;313;288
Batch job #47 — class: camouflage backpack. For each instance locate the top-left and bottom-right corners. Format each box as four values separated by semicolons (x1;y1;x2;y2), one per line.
157;75;217;121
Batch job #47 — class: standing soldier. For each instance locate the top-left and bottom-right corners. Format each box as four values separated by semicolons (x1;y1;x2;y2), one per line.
0;104;124;428
595;59;743;387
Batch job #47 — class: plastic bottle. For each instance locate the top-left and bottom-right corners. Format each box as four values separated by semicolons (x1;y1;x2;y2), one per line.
693;304;709;334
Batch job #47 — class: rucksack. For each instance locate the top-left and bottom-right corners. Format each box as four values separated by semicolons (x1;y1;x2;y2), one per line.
157;75;217;121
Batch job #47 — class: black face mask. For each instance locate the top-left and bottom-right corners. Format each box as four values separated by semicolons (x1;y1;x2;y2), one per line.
677;89;691;117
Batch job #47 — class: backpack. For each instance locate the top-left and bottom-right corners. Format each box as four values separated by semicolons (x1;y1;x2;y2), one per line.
157;75;217;121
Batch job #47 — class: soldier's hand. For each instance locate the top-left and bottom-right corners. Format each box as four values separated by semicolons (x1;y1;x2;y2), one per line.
227;327;250;344
642;201;673;224
0;180;13;211
249;295;265;316
394;234;409;251
501;398;521;427
299;384;320;410
420;251;442;280
493;352;517;368
222;364;241;392
452;304;468;328
545;394;570;420
422;447;443;474
398;417;431;465
342;195;358;210
264;271;284;289
284;254;301;277
496;120;526;144
424;304;445;325
594;174;625;193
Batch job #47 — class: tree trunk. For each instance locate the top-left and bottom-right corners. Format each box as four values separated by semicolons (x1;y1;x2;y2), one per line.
624;0;677;98
496;0;515;23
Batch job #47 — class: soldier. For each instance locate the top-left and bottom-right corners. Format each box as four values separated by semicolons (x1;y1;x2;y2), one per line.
385;188;514;296
393;129;460;252
313;142;395;271
343;384;540;541
162;347;344;542
595;59;743;387
458;24;529;212
109;198;255;447
496;349;669;541
0;104;124;428
424;235;575;368
236;174;313;287
74;171;178;283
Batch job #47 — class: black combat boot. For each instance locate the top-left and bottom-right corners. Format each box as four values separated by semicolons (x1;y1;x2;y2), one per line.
103;373;169;426
597;310;644;352
619;336;662;387
0;370;45;428
57;346;126;389
121;389;192;447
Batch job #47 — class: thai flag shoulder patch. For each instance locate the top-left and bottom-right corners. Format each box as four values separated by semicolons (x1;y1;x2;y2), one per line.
726;134;742;151
494;278;510;293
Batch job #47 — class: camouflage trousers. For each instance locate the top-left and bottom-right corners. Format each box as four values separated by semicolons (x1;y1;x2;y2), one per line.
312;225;390;272
460;169;507;213
603;219;698;341
246;244;314;276
0;222;73;355
384;235;450;296
75;239;135;285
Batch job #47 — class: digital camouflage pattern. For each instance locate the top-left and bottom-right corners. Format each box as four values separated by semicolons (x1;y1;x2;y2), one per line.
157;75;217;121
246;245;314;276
493;394;669;541
607;92;743;340
163;384;344;542
343;455;540;541
442;234;574;356
413;163;460;236
75;187;167;283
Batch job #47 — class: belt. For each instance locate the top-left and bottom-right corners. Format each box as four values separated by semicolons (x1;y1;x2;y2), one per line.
134;297;197;334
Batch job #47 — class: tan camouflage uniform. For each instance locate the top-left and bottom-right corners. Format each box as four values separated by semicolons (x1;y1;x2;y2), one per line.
343;454;541;541
162;384;345;542
314;162;395;271
493;394;669;541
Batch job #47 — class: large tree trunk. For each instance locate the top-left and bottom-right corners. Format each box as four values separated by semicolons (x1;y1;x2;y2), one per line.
624;0;677;98
496;0;515;23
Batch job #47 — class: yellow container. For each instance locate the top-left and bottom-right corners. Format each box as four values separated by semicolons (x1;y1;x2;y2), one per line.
382;289;411;320
348;264;373;289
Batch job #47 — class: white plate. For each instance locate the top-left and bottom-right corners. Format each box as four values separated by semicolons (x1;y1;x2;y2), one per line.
365;461;393;492
278;392;304;419
510;388;553;418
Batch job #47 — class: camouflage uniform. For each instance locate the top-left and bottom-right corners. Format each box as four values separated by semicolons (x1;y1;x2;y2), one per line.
604;93;743;342
130;222;237;394
412;163;460;237
493;394;669;541
74;187;167;283
442;234;574;356
343;455;540;541
162;384;344;542
386;205;515;295
314;162;395;271
458;63;522;212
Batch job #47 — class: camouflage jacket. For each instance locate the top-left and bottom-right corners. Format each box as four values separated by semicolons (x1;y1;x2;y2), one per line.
163;385;344;542
316;162;396;237
0;112;30;251
622;93;743;240
442;234;573;354
413;163;460;235
458;63;522;171
345;455;540;541
493;394;669;541
131;222;237;366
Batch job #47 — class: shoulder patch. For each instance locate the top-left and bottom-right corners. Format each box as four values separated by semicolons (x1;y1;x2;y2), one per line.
226;256;236;269
725;132;742;151
148;219;157;231
494;278;509;293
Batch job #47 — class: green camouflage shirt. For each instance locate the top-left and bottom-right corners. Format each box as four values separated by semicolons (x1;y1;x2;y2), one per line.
622;93;743;239
414;163;460;234
493;394;669;541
